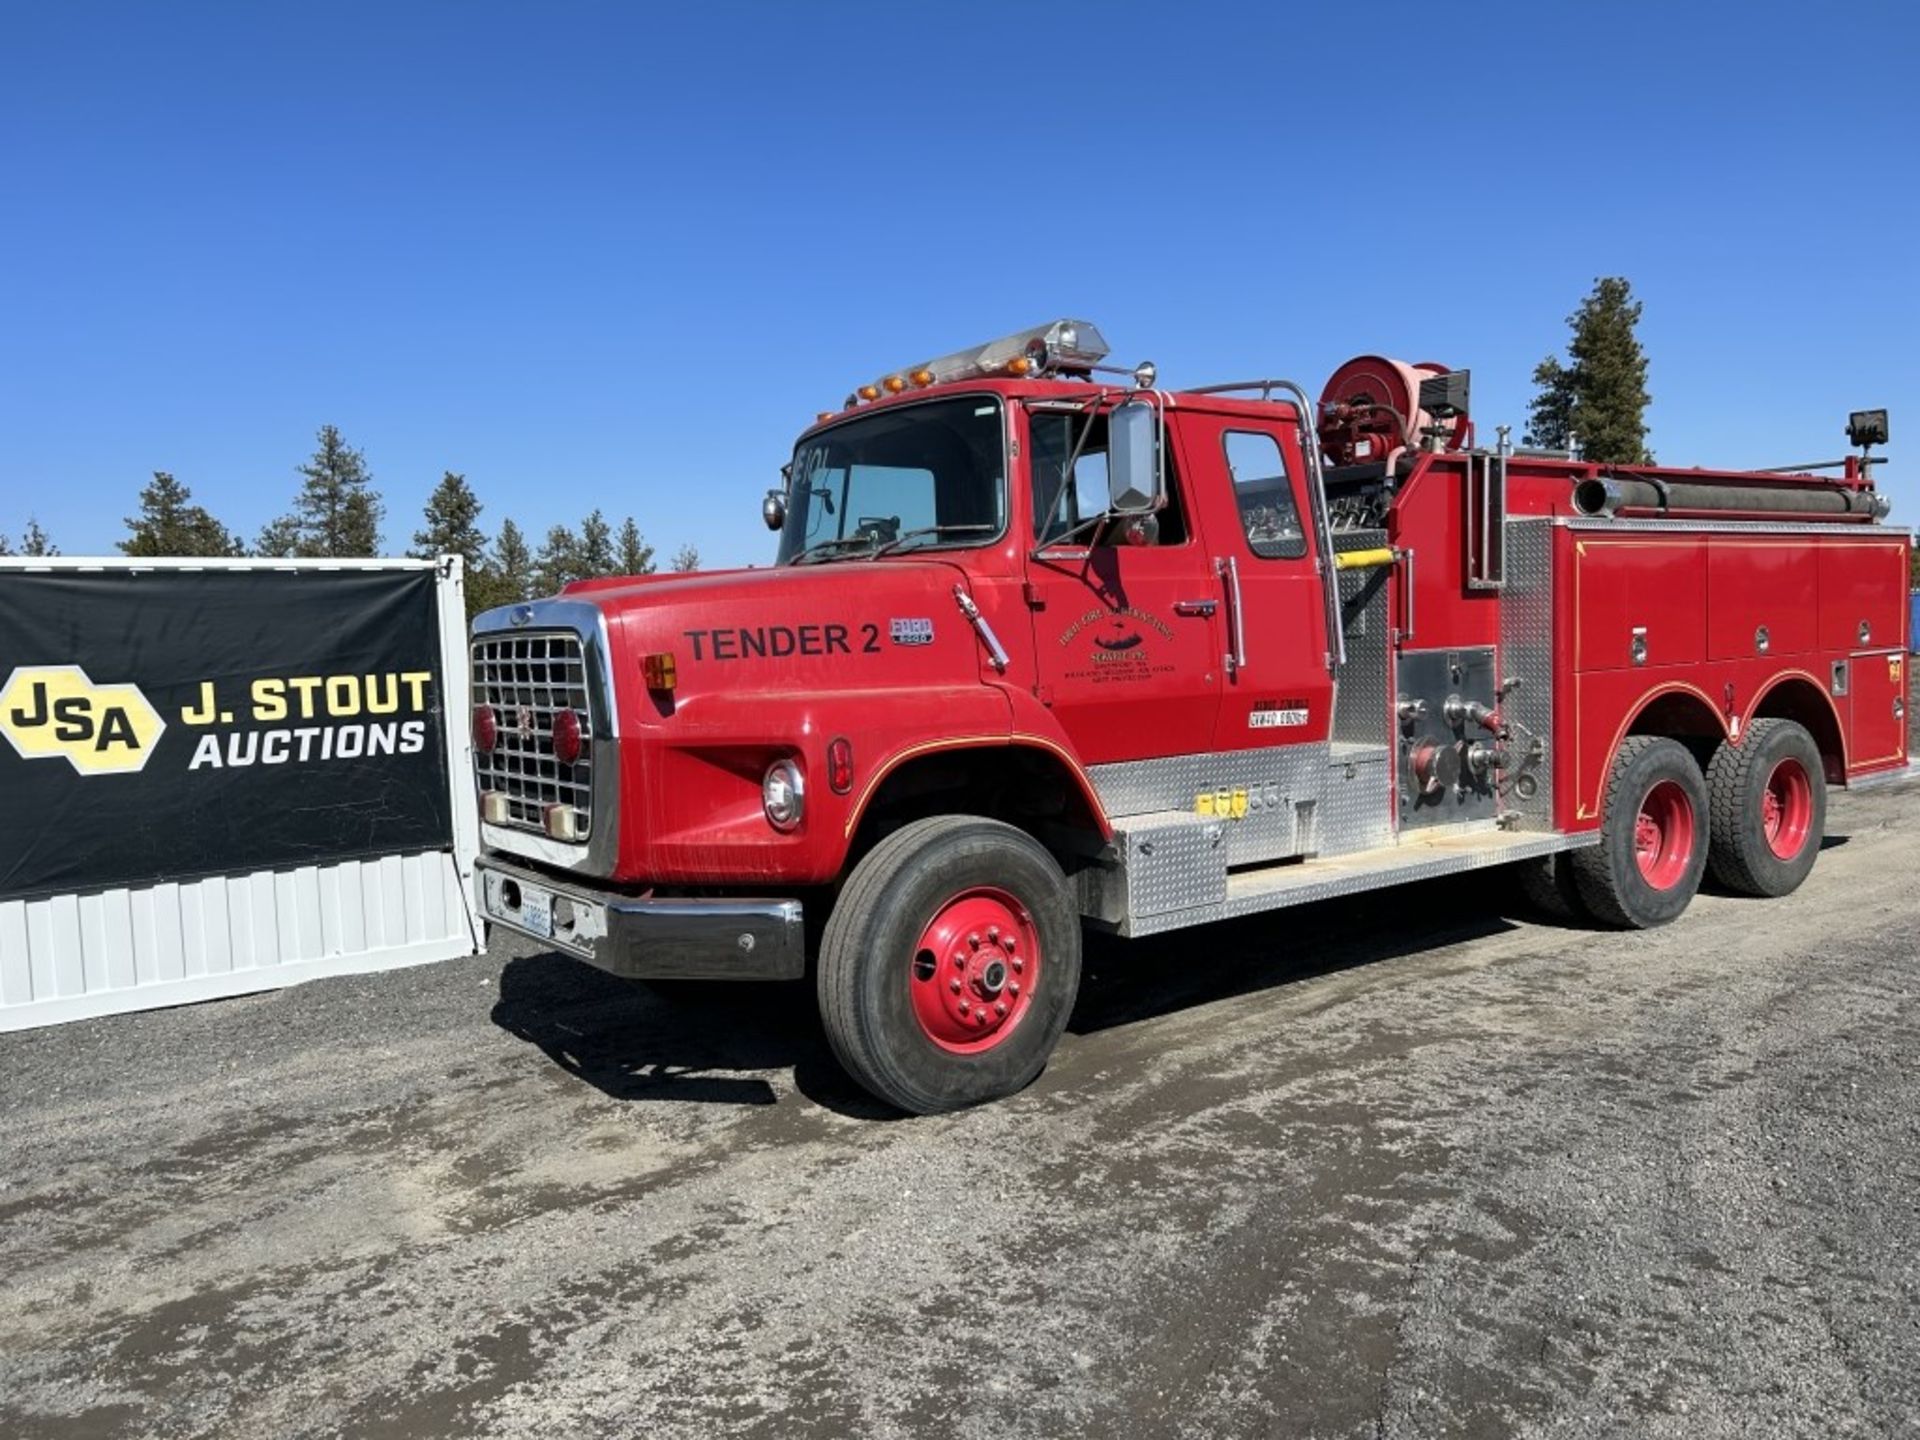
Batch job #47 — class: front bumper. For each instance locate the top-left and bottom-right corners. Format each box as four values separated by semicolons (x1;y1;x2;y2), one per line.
476;855;805;981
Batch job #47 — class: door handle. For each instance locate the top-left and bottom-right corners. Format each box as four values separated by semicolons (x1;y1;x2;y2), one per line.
1173;598;1218;617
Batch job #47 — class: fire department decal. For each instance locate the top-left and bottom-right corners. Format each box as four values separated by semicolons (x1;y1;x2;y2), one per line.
1056;606;1176;684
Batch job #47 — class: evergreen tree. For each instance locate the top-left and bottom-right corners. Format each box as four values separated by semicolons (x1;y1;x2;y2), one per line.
0;530;11;556
670;542;700;573
616;516;656;576
20;519;56;557
411;471;488;570
579;509;617;577
253;514;302;558
121;472;241;557
264;425;383;557
534;523;583;594
1525;357;1576;453
467;517;535;614
1525;277;1652;463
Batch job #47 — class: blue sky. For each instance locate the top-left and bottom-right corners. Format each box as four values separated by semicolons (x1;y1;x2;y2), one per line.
3;2;1915;564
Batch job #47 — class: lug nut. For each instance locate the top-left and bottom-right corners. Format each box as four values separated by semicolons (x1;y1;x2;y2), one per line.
995;1002;1007;1017
950;978;962;993
1008;981;1020;997
1001;935;1016;951
952;952;965;968
959;1000;970;1016
987;925;1000;941
1011;958;1024;973
968;932;981;948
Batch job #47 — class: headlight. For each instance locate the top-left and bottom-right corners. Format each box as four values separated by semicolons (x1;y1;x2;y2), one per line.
763;758;806;832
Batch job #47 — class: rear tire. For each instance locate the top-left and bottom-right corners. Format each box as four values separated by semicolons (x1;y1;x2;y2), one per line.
1515;852;1590;923
817;816;1082;1115
1570;736;1710;929
1705;718;1825;897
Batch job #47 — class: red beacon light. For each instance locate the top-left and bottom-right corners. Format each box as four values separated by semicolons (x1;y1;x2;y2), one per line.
550;708;583;766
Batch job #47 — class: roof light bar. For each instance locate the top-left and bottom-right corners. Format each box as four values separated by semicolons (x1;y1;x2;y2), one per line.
852;319;1111;403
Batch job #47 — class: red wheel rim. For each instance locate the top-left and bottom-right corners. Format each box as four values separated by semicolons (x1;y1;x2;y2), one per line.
1761;757;1814;860
1632;779;1696;890
908;887;1040;1055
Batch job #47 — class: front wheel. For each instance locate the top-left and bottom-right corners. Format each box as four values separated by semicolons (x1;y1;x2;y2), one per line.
817;816;1082;1114
1570;736;1711;929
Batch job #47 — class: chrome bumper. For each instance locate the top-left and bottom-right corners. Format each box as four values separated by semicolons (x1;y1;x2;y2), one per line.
476;855;805;981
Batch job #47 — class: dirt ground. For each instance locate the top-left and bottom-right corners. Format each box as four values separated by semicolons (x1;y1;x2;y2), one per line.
2;770;1917;1439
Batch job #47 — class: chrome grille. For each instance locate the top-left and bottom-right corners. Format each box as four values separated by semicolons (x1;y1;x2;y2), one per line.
472;631;594;837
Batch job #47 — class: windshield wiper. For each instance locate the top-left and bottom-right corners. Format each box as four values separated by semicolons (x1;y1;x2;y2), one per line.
790;535;881;564
870;523;998;558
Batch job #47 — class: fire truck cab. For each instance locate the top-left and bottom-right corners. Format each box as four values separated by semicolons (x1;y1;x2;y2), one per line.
472;321;1911;1114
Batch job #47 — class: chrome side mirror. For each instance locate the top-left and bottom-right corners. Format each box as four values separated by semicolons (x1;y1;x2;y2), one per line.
762;488;787;530
1108;400;1160;514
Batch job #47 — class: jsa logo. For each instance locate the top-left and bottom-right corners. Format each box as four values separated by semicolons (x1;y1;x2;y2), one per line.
0;665;166;775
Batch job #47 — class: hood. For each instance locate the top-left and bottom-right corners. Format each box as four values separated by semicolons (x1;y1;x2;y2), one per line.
564;559;986;707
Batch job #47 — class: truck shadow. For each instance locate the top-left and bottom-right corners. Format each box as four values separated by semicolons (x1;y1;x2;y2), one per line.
488;864;1584;1116
1070;869;1524;1037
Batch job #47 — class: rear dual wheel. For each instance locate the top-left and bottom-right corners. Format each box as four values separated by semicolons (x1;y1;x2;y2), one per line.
818;816;1082;1115
1571;736;1711;928
1705;718;1825;897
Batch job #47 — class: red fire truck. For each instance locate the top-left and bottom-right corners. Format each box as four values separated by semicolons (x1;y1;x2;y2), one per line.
471;321;1911;1113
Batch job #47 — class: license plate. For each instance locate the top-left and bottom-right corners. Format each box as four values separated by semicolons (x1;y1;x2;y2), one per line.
485;871;553;938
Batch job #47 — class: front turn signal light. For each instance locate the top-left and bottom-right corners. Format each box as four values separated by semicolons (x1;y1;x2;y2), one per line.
827;736;854;795
641;652;677;692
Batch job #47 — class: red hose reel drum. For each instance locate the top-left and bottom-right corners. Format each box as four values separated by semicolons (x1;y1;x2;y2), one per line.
1317;355;1470;468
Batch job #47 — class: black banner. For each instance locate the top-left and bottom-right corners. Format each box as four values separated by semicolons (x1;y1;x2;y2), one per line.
0;568;454;901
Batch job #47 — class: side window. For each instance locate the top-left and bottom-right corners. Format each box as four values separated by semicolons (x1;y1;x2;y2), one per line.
1029;411;1189;546
1223;430;1305;559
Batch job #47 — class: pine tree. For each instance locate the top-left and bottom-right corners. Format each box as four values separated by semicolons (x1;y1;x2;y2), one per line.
264;425;383;557
1525;277;1652;463
253;514;302;558
670;543;700;572
20;519;56;557
579;509;617;578
121;472;241;557
616;517;656;576
491;518;533;601
411;472;488;570
1525;357;1576;453
534;523;583;595
0;531;12;556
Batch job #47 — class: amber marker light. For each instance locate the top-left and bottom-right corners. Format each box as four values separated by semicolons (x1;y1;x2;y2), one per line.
1006;355;1034;376
882;374;907;393
909;368;935;387
857;383;882;402
641;652;678;692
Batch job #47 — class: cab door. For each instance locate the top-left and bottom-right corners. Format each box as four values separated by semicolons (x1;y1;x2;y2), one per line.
1177;410;1335;751
1022;404;1224;765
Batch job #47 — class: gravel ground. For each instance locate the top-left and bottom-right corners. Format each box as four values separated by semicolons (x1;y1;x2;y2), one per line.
2;775;1917;1439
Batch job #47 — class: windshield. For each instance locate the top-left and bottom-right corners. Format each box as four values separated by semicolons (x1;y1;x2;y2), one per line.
777;395;1007;564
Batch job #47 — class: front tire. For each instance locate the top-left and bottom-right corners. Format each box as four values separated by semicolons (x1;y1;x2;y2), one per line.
1570;736;1710;929
1705;718;1826;897
817;816;1082;1115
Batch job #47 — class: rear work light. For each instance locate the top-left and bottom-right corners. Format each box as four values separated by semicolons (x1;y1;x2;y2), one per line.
550;708;583;766
641;652;677;692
